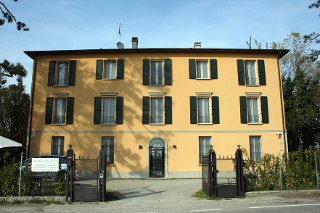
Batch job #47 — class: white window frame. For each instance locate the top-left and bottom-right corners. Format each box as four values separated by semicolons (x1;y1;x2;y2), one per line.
150;96;164;124
53;98;67;125
101;96;116;125
249;136;262;161
150;60;164;86
51;136;64;156
101;136;115;164
54;61;69;86
196;60;210;79
199;136;212;164
197;96;212;124
244;60;259;86
246;96;261;124
103;60;117;80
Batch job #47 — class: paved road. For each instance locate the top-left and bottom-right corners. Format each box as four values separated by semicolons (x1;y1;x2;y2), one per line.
1;179;320;213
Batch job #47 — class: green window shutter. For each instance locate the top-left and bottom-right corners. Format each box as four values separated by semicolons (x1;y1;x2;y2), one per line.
237;59;245;85
48;61;56;86
261;96;269;123
96;60;103;80
165;96;172;124
164;59;172;85
240;96;247;124
66;97;74;124
142;96;150;124
210;59;218;79
212;96;220;124
258;60;266;85
94;97;101;124
189;59;196;79
45;97;53;124
190;96;197;124
68;60;76;86
117;59;124;79
143;59;150;85
116;96;124;124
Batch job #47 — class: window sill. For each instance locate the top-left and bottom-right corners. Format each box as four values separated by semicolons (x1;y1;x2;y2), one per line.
247;122;263;125
51;123;67;126
150;123;166;126
102;79;117;81
53;85;69;87
100;124;117;126
195;78;211;80
197;123;213;125
245;84;260;87
148;85;166;87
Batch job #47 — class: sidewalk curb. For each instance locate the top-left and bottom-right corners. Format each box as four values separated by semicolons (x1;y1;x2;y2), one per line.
0;196;65;203
246;189;320;197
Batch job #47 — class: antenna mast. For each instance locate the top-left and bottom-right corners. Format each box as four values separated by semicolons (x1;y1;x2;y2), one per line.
118;23;123;42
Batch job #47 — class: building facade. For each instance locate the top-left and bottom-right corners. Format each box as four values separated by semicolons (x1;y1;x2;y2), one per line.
25;46;289;178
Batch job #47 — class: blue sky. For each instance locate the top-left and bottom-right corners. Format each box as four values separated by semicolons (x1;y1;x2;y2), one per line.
1;0;319;93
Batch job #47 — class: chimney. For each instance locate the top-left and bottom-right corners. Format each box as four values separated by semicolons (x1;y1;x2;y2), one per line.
194;42;201;48
132;37;138;49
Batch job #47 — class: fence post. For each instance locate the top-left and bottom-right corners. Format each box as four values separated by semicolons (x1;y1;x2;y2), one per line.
209;148;217;197
66;145;74;202
235;145;245;198
279;159;283;190
315;148;319;189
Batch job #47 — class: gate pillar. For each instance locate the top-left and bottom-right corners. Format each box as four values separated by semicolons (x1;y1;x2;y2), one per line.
98;148;107;202
235;145;245;198
209;147;218;197
66;145;75;202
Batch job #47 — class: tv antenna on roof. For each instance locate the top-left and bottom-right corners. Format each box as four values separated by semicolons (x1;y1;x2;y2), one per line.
116;23;124;49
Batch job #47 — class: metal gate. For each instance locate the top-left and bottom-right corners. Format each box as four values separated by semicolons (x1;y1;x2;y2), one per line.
66;146;107;202
202;145;245;198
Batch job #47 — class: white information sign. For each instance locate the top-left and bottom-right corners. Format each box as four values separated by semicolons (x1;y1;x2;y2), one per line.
31;158;59;172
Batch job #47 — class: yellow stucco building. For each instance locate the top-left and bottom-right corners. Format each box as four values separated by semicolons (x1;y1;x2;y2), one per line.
25;42;289;178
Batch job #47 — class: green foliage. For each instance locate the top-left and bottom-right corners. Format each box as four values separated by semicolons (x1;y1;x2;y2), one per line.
0;83;30;147
244;147;320;191
0;1;29;31
54;171;66;196
0;153;19;196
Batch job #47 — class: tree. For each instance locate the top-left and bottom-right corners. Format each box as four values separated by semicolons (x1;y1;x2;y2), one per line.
0;59;27;88
0;83;29;147
309;0;320;9
280;33;320;151
0;0;28;31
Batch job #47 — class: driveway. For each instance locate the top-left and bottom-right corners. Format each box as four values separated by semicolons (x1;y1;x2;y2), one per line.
1;179;320;213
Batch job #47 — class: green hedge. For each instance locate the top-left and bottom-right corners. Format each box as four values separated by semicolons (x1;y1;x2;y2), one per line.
243;147;320;191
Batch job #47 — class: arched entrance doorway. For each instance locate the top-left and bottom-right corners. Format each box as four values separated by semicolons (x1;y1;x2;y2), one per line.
149;138;165;177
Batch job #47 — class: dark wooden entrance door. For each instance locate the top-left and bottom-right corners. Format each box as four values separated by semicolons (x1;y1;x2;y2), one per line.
149;146;165;177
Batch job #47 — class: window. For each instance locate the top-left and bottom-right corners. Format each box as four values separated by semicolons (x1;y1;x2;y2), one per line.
250;136;262;161
142;96;172;124
150;61;163;85
101;97;116;124
247;98;260;123
237;59;266;86
196;61;209;79
45;97;74;125
190;96;220;124
189;59;218;79
94;96;123;125
53;98;67;124
104;60;117;80
199;136;211;164
143;59;172;86
240;96;269;124
150;98;164;124
96;59;124;80
101;137;114;163
197;97;210;123
51;136;64;156
244;61;257;85
48;60;76;86
55;62;68;86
